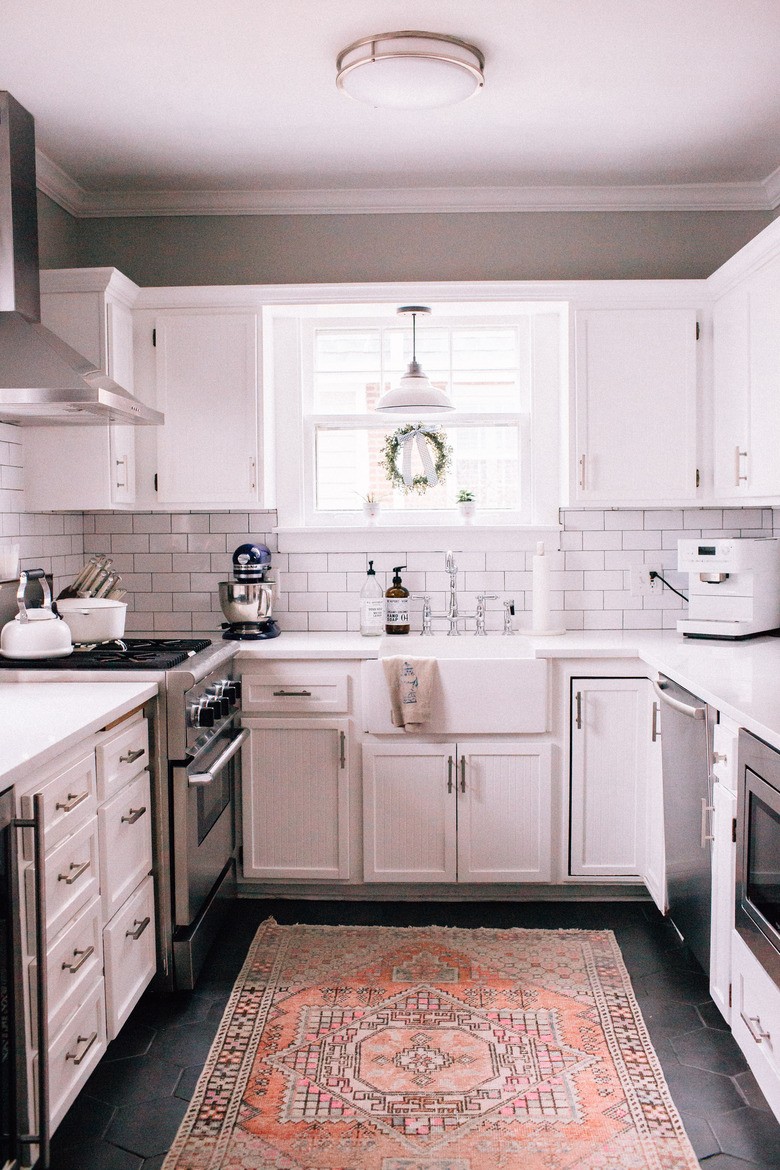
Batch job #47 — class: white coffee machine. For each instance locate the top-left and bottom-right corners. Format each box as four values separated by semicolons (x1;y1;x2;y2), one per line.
677;537;780;639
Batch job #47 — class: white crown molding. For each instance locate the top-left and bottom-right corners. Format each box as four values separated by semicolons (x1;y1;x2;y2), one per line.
34;148;780;218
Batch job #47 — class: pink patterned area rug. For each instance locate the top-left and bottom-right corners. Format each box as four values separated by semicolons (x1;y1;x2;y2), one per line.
162;920;699;1170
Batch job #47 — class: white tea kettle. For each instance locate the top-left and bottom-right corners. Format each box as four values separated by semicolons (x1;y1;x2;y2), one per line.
0;569;73;659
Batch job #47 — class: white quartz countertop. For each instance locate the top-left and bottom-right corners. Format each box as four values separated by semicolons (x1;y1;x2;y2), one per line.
0;681;158;789
236;629;780;752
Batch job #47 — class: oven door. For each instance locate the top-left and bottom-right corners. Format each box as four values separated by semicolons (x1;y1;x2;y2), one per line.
172;722;248;929
736;730;780;986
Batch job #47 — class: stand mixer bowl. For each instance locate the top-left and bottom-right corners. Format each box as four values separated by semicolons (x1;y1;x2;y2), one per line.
218;581;274;625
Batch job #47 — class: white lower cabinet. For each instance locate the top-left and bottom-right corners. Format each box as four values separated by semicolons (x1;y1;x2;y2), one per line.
731;930;780;1118
242;718;350;880
710;780;737;1023
362;740;552;883
48;980;107;1131
98;770;152;921
643;696;667;912
569;678;651;878
103;875;156;1040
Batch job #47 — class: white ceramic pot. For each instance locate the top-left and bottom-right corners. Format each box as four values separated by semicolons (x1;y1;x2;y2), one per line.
56;598;127;644
362;501;381;524
0;610;73;659
458;500;476;524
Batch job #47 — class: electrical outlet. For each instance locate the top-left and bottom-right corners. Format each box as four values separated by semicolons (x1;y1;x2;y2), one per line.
631;568;660;596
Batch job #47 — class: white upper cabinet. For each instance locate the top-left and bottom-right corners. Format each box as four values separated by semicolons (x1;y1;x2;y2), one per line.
712;246;780;501
136;310;260;507
25;269;140;510
573;308;699;506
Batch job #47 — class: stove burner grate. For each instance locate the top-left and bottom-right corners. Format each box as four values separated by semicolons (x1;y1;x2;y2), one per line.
0;637;212;670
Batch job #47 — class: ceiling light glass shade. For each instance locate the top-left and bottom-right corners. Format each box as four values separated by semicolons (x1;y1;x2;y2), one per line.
375;361;454;413
336;32;484;110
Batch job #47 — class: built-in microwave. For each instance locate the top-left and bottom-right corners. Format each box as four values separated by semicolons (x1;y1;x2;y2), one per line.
736;730;780;989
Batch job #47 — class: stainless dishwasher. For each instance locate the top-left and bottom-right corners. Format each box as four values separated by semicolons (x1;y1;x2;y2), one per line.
653;675;716;973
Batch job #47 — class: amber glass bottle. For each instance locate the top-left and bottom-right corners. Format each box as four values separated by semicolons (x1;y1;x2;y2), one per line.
385;565;410;634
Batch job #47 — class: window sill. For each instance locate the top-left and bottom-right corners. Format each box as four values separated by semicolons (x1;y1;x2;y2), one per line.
274;524;562;553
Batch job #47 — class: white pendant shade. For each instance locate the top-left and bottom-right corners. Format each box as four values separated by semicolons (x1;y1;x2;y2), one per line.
336;32;484;110
375;361;454;413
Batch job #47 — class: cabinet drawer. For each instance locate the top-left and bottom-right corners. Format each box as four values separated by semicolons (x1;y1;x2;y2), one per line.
41;895;103;1040
243;664;349;714
732;932;780;1090
34;817;100;943
98;772;152;922
103;875;156;1040
22;752;97;857
48;979;107;1131
96;716;149;802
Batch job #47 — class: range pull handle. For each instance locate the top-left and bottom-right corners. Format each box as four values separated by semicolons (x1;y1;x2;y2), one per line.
188;728;249;786
62;945;95;974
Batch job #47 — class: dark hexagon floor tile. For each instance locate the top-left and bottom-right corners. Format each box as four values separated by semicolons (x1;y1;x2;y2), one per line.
133;990;215;1029
50;1093;116;1149
636;967;711;1004
698;999;732;1031
103;1020;156;1061
105;1096;188;1159
697;1156;771;1169
635;995;704;1037
678;1110;720;1159
660;1060;745;1116
671;1028;750;1075
174;1063;204;1101
709;1105;780;1168
149;1019;218;1066
734;1069;775;1113
140;1157;168;1170
85;1055;182;1106
48;1139;143;1170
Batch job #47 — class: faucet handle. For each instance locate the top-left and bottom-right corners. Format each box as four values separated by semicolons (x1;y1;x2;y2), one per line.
411;594;433;635
476;593;498;602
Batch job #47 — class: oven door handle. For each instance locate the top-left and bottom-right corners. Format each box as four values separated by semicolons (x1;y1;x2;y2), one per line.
188;728;249;786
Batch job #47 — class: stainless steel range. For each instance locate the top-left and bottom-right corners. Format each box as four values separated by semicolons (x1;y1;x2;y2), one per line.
0;637;244;991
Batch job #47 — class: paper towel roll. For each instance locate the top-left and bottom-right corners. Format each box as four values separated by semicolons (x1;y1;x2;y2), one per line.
532;541;551;633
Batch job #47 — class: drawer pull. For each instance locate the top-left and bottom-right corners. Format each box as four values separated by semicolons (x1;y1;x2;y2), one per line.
740;1011;771;1044
119;747;145;765
55;791;89;813
62;945;95;974
65;1031;98;1066
58;859;90;885
273;689;312;697
126;916;151;941
120;806;147;826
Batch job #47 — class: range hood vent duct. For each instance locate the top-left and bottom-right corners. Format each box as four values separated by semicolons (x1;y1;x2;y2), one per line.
0;92;163;426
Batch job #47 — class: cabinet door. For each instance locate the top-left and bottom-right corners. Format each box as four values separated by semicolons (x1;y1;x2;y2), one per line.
743;264;780;497
363;743;456;882
574;309;698;504
154;312;259;505
710;781;737;1023
642;694;667;912
570;678;649;877
457;742;552;882
242;719;349;880
712;286;751;499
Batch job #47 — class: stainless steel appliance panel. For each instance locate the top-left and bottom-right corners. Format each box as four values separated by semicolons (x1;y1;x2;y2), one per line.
736;730;780;987
654;676;715;972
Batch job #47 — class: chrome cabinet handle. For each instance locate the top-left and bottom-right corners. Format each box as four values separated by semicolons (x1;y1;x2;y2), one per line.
126;916;151;941
700;797;715;848
273;689;312;697
58;859;90;885
339;731;346;770
579;454;586;490
121;806;147;825
55;790;89;813
460;756;466;793
66;1031;98;1066
735;446;748;486
651;701;660;742
119;747;145;765
447;756;454;793
62;945;95;974
741;1011;771;1044
575;691;583;730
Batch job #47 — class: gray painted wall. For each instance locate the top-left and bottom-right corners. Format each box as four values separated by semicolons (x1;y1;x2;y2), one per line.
39;204;773;286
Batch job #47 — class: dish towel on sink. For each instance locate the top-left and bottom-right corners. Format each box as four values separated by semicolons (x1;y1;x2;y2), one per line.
382;656;438;730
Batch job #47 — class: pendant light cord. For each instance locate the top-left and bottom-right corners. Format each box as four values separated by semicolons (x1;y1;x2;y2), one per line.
411;312;417;363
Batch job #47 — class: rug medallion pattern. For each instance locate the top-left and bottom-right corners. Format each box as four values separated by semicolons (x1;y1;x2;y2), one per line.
162;923;700;1170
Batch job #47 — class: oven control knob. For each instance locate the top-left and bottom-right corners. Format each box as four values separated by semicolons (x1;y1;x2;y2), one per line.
191;702;215;728
232;679;242;701
222;682;239;704
206;695;228;718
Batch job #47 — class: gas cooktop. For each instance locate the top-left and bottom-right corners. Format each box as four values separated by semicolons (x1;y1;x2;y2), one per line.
0;638;212;670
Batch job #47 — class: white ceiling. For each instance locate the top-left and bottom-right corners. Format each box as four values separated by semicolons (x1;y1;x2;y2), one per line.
4;0;780;215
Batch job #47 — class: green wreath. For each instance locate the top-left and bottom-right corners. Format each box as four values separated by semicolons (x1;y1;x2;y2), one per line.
381;423;452;495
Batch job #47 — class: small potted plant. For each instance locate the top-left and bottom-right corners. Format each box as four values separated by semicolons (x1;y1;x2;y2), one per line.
457;489;476;523
359;492;383;523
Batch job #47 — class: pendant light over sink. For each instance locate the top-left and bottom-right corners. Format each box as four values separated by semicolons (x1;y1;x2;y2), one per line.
336;31;485;110
375;306;454;414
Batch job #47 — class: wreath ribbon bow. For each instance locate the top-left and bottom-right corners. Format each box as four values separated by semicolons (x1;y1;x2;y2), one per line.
397;424;441;488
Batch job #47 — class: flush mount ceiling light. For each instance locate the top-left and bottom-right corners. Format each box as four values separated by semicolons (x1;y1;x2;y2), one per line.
336;31;484;110
375;306;454;413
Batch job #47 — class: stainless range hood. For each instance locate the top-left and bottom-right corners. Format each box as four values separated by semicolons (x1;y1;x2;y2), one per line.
0;92;163;426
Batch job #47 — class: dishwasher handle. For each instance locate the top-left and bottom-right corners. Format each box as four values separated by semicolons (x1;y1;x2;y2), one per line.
652;680;706;720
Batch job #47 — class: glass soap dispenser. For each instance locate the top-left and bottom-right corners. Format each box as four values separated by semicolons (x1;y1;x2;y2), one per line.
360;560;385;636
385;565;410;635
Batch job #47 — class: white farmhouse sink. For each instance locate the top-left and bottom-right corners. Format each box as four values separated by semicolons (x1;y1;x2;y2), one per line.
363;643;548;735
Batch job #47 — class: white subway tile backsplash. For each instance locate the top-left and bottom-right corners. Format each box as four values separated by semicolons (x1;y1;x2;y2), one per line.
581;531;623;551
289;552;329;572
209;513;249;533
187;533;226;554
605;509;643;530
133;513;172;534
560;510;604;530
563;550;604;571
171;513;210;533
622;530;662;550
